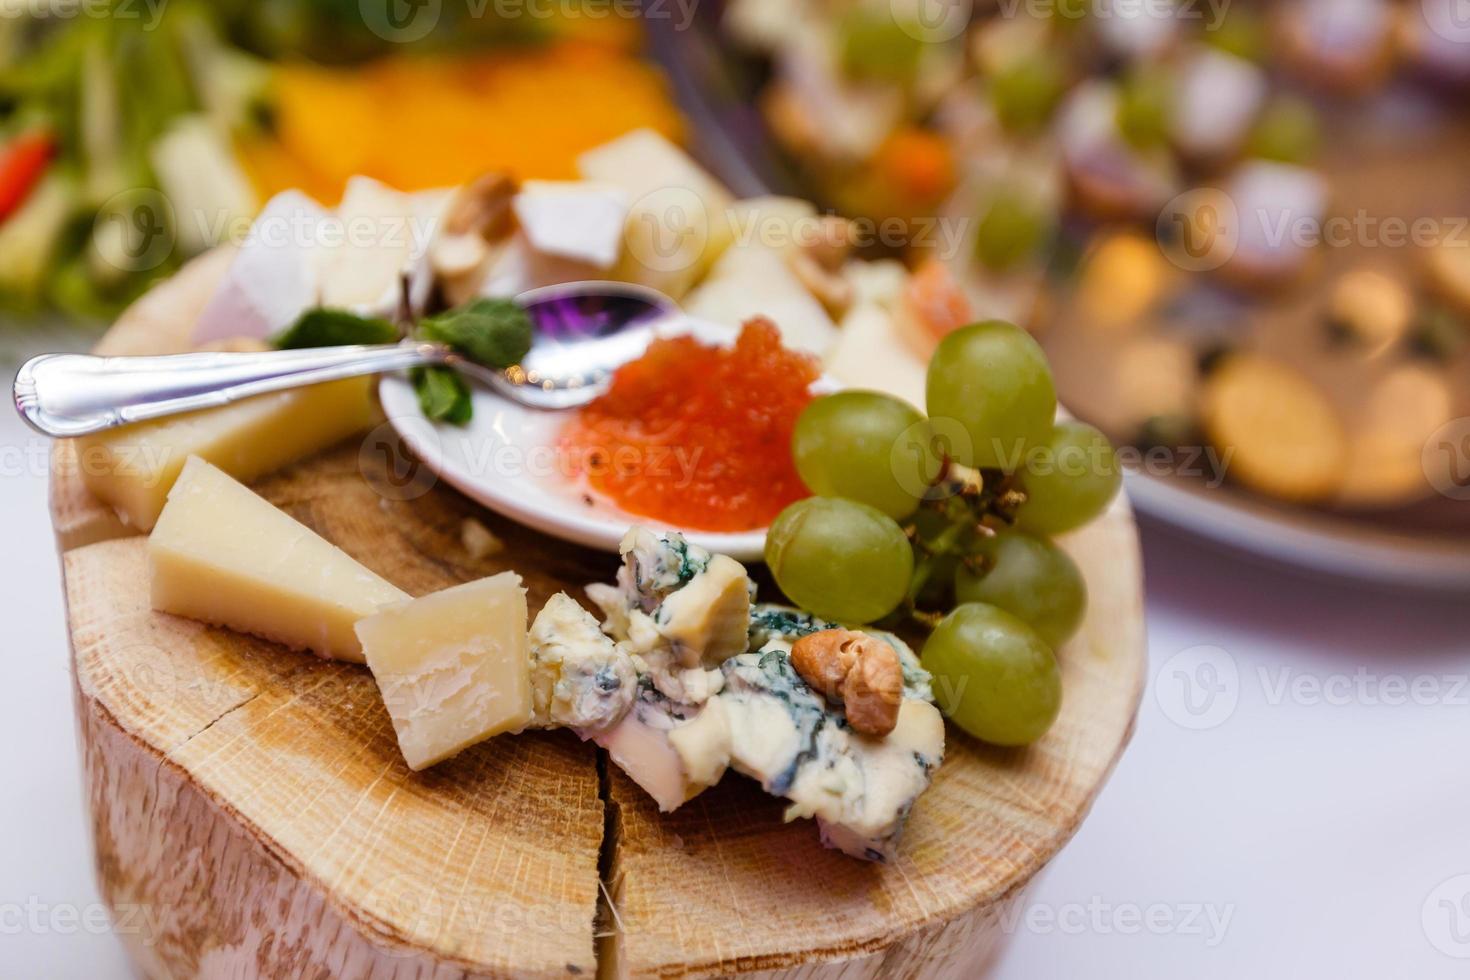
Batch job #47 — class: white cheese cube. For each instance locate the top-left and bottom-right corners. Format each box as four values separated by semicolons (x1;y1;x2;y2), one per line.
512;180;631;270
193;190;331;345
356;572;533;771
148;456;408;662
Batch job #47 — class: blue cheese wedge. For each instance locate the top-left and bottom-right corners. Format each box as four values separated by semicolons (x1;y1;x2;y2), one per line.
527;592;636;733
677;617;944;862
594;678;725;812
584;529;945;861
588;527;753;676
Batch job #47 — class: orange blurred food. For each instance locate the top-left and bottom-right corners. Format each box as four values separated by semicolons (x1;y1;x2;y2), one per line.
241;40;684;203
560;319;819;532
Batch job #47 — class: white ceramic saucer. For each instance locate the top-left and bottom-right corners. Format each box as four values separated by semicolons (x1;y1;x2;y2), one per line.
379;314;827;561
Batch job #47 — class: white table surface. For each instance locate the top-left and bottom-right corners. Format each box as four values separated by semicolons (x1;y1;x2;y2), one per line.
2;342;1467;978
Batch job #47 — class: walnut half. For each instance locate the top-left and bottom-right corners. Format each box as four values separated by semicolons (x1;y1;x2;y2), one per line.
790;629;902;737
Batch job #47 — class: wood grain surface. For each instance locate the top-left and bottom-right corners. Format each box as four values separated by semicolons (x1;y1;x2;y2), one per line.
51;251;1147;978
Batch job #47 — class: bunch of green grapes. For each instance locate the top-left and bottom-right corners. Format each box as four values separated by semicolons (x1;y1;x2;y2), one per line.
766;320;1120;746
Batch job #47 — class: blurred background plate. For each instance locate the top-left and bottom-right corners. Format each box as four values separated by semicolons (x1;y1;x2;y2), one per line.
645;1;1470;591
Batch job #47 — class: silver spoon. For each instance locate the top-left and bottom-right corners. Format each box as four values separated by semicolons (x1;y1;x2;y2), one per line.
13;280;678;438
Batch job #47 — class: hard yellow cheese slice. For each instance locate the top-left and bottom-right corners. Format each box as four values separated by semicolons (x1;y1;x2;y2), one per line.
77;375;378;531
356;573;533;771
148;456;408;663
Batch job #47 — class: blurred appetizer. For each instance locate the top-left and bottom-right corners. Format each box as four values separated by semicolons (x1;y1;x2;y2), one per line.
0;1;679;319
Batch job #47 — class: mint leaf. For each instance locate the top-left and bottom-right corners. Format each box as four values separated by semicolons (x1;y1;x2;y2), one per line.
411;366;473;425
274;308;399;349
418;298;533;369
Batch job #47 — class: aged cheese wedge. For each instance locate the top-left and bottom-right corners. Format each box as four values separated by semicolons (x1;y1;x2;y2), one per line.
149;456;408;662
683;243;837;354
577;129;734;299
320;177;450;320
824;302;927;409
76;376;377;531
356;573;533;771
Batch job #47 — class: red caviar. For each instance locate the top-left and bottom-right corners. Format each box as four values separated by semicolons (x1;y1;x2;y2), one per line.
560;318;818;531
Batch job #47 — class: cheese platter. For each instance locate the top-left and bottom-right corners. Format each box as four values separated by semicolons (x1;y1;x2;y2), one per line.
43;131;1146;978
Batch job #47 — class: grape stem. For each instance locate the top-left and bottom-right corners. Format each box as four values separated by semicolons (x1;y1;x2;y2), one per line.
899;456;1027;632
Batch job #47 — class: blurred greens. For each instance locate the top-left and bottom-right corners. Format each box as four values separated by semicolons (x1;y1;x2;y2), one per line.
0;0;564;325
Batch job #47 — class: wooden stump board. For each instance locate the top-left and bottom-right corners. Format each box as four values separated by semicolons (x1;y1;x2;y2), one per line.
51;252;1147;979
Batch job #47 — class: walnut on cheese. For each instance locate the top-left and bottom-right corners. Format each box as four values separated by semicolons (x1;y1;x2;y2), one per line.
790;629;903;736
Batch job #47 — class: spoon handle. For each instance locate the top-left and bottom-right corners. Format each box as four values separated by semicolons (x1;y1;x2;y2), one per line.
13;343;445;437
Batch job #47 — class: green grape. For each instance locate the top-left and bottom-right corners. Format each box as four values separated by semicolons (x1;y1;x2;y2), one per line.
921;603;1061;746
974;193;1054;273
837;8;925;85
1246;97;1321;165
1204;8;1266;63
792;391;933;520
765;497;913;624
1015;421;1121;535
955;531;1086;649
1115;68;1172;150
989;53;1067;133
926;320;1057;470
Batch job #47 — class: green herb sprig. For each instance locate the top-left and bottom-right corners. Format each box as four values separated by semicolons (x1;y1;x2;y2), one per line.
271;297;534;425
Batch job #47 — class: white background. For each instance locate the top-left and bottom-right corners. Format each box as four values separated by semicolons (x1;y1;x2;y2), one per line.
1;339;1468;977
